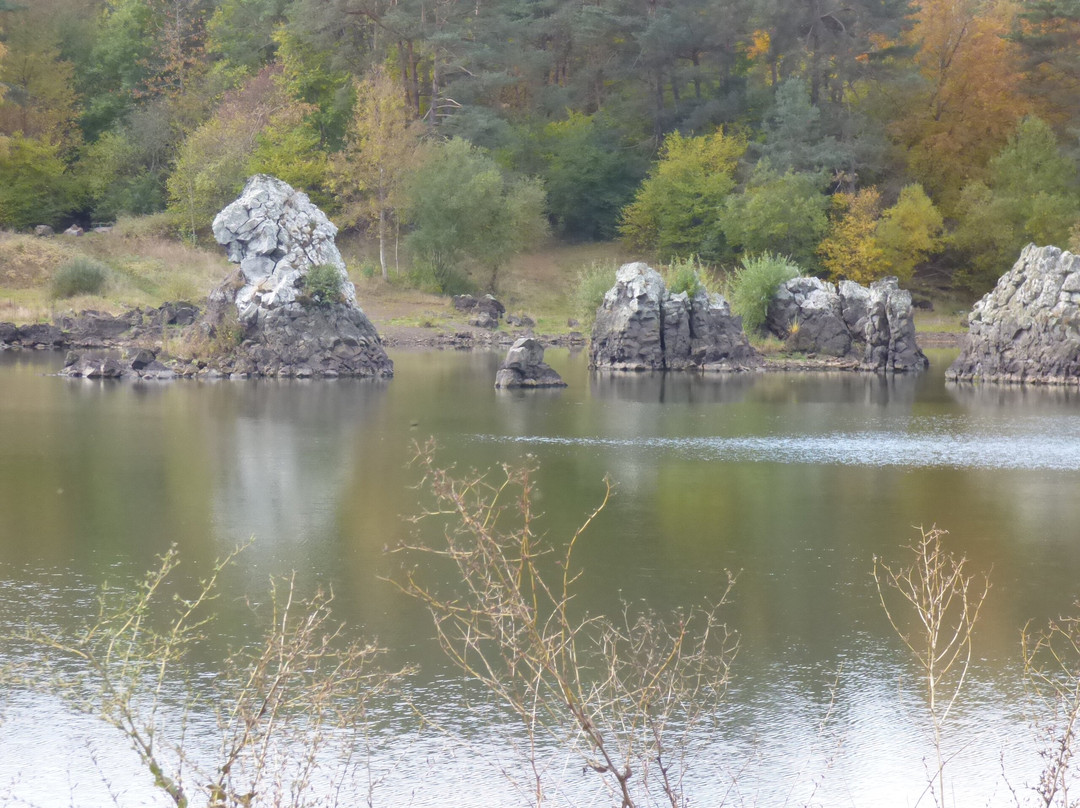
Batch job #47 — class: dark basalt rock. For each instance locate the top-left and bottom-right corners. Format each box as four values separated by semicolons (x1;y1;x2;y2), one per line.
61;349;175;380
947;244;1080;385
589;262;761;372
495;337;566;388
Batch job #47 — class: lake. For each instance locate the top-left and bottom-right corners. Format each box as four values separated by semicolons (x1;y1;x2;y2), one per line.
2;346;1080;807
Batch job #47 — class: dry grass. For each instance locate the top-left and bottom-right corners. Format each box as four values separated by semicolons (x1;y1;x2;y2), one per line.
0;228;230;324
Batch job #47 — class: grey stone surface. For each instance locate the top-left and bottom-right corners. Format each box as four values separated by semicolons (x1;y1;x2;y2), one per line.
495;337;566;388
212;174;357;322
862;277;928;372
208;175;392;378
766;275;927;372
947;244;1080;384
60;349;175;380
589;263;761;371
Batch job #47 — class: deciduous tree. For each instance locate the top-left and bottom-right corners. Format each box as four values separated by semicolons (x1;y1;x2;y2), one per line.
619;128;746;263
892;0;1029;213
330;66;421;279
719;162;830;271
819;187;884;283
403;137;547;293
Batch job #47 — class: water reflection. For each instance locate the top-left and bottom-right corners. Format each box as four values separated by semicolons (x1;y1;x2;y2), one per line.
3;348;1080;806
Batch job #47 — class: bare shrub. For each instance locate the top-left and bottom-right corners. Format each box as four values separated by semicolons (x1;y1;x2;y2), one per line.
392;442;737;808
15;545;406;808
874;525;990;807
1022;603;1080;807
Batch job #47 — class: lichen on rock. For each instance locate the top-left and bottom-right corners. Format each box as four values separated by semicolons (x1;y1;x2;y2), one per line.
946;244;1080;385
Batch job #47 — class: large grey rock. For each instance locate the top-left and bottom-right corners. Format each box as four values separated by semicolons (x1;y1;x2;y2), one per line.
862;277;928;372
207;175;392;378
766;277;851;357
766;275;927;372
589;263;761;371
213;174;357;322
947;244;1080;384
494;337;566;388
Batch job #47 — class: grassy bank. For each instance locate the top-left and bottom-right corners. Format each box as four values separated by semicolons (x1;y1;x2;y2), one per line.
0;224;968;346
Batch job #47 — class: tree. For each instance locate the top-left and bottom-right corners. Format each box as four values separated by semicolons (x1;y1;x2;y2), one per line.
892;0;1029;213
206;0;290;74
167;66;325;239
619;128;746;263
330;66;421;280
0;6;81;147
403;137;548;293
875;184;945;283
951;116;1080;291
818;187;885;283
719;162;830;271
1010;0;1080;142
533;112;644;242
757;78;846;177
0;133;72;228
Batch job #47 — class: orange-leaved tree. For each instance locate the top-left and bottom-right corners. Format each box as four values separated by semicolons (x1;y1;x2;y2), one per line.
893;0;1029;213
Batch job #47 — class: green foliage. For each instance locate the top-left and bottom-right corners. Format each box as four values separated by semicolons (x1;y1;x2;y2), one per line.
819;188;885;284
758;78;847;175
301;263;344;306
51;257;110;299
661;255;709;297
728;252;801;334
719;163;829;271
167;67;324;237
572;260;618;326
403;137;548;294
875;184;945;283
619;129;746;263
952;117;1080;292
534;113;644;241
0;134;73;228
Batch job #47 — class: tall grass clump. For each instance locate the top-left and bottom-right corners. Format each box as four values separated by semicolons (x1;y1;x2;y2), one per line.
573;259;617;326
50;257;109;299
661;254;709;297
728;252;801;334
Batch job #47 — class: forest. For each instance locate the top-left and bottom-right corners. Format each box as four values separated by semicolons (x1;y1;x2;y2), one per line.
2;0;1080;293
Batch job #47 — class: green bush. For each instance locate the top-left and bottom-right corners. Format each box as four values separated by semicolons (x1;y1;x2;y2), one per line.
50;257;110;299
301;263;345;306
728;252;801;334
572;260;617;326
661;255;709;297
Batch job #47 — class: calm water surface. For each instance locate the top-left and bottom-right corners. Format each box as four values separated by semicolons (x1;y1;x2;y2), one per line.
2;347;1080;806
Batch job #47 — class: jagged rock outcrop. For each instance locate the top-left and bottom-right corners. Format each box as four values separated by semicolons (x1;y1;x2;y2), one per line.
589;262;761;371
766;276;928;372
947;244;1080;385
60;349;175;380
206;175;392;378
494;337;566;388
1;304;202;353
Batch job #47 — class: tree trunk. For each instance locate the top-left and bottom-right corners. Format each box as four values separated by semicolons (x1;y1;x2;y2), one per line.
378;211;388;280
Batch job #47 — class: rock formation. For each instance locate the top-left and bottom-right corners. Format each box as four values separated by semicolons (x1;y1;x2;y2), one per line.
494;337;566;388
589;262;761;371
766;276;928;372
61;349;175;380
452;294;505;330
206;175;392;378
947;244;1080;385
